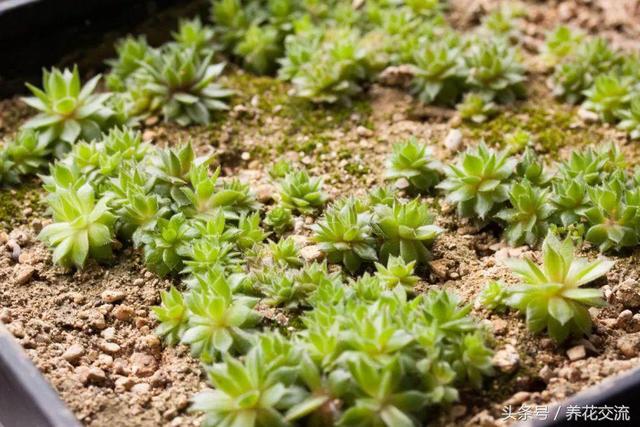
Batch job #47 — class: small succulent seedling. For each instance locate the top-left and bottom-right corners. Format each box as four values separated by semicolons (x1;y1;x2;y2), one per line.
410;34;466;105
284;28;368;103
279;170;327;214
143;213;198;277
210;0;250;50
438;143;516;219
234;24;283;74
584;180;639;252
618;98;640;139
504;233;612;342
464;40;526;103
181;164;248;220
191;333;301;427
5;129;50;176
234;212;268;250
0;149;18;186
515;148;551;187
182;237;239;277
268;236;303;268
339;357;428;427
552;37;621;104
456;92;497;124
22;66;114;149
106;36;154;91
39;183;115;268
373;198;442;265
540;26;584;67
582;74;632;123
374;255;420;293
153;286;188;345
312;198;377;273
182;274;260;363
495;180;555;246
264;205;294;235
172;17;216;54
135;46;233;125
385;138;442;192
551;175;591;226
478;280;510;312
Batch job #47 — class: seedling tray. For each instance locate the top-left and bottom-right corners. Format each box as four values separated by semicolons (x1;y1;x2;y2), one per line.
0;324;81;427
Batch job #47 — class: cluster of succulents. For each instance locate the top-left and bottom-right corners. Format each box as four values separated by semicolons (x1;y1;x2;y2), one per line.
437;141;640;251
480;234;613;342
313;194;442;272
549;33;640;138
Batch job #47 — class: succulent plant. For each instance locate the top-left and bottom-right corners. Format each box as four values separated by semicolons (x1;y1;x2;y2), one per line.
584;180;639;252
481;6;521;41
338;357;427;427
286;28;369;103
142;213;198;277
4;129;50;176
39;183;116;268
235;212;268;250
540;26;584;67
618;97;640;139
235;24;283;74
313;198;377;273
268;236;303;268
368;185;397;208
456;92;497;124
22;66;115;150
551;175;591;227
557;147;607;186
478;280;510;312
515;148;551;187
265;205;294;235
210;0;251;50
134;46;233;125
182;237;240;277
191;333;302;427
269;158;294;179
153;286;188;345
374;255;420;293
504;233;612;342
150;142;207;201
279;170;327;214
552;38;621;104
495;180;556;246
438;143;516;219
182;274;260;362
180;165;251;220
385;138;442;192
373;199;442;265
106;36;154;91
410;34;466;105
254;267;316;308
0;148;17;186
172;17;216;54
582;74;633;123
464;40;526;103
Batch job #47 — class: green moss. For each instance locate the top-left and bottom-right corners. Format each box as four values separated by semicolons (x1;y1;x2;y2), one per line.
464;102;600;155
0;182;43;230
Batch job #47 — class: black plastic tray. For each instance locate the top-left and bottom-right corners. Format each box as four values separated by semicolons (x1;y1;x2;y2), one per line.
0;325;81;427
0;0;206;96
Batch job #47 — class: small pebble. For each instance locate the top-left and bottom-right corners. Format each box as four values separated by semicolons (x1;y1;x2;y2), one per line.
101;290;125;304
567;345;586;361
62;344;85;364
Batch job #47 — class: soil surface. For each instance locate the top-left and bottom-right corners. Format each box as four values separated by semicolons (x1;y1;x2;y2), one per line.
2;1;640;426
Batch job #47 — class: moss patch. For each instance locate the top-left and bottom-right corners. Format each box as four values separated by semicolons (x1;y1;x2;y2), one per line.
0;181;43;230
463;101;603;155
